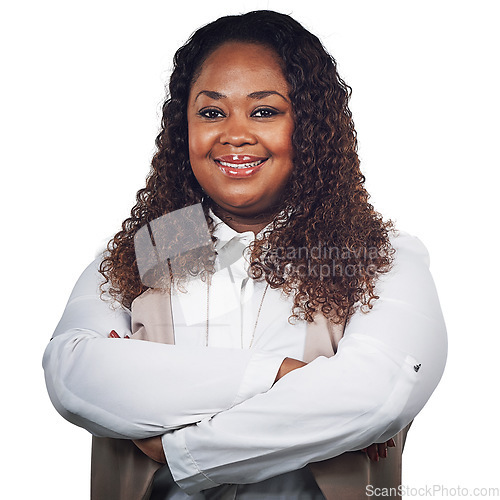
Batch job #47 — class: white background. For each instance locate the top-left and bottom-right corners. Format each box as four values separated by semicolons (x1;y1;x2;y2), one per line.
1;1;499;498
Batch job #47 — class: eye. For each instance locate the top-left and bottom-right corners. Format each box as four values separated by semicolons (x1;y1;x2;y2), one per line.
252;107;279;118
198;108;225;119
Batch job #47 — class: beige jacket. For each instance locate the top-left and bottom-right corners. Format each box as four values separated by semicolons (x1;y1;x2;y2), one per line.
91;289;410;500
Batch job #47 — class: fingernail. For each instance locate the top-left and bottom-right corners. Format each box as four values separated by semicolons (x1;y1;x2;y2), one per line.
109;330;120;338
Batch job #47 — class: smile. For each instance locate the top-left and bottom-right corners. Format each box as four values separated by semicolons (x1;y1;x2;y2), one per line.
218;159;265;169
214;155;268;178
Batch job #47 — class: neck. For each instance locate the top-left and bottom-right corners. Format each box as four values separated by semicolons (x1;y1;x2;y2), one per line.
210;205;275;235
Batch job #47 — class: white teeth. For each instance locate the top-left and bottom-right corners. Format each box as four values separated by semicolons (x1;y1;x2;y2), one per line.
218;160;264;169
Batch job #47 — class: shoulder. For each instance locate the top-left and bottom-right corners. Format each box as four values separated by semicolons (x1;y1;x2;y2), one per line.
66;255;106;300
388;229;430;267
375;229;443;323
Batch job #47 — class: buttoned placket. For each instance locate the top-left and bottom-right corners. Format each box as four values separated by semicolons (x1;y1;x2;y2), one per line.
215;231;256;349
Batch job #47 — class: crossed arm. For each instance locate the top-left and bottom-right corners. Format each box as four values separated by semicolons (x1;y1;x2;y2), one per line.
132;355;395;465
43;231;447;493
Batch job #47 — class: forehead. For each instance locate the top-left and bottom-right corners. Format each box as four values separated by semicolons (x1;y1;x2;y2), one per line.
190;42;289;98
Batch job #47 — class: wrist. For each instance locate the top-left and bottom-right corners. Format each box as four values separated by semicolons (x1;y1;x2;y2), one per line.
274;357;307;384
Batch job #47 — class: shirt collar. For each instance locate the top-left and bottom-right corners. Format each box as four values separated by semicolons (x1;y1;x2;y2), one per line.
209;209;279;274
209;208;275;252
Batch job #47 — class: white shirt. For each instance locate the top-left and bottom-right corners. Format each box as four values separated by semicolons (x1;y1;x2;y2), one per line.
42;217;447;497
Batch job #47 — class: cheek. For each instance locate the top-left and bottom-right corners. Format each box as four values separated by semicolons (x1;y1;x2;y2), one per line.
187;121;216;162
188;125;203;161
274;124;295;165
274;123;295;183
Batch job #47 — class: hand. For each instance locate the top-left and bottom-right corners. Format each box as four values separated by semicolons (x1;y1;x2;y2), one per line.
132;436;167;464
274;357;307;384
361;438;396;461
108;330;130;339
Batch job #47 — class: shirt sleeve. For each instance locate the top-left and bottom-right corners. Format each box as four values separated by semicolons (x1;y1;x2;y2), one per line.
42;257;285;439
161;231;448;493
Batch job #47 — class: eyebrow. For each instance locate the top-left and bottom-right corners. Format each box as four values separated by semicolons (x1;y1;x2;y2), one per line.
248;90;289;102
195;90;226;101
194;90;289;103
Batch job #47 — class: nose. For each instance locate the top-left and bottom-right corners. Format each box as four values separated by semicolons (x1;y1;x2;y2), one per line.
220;115;257;147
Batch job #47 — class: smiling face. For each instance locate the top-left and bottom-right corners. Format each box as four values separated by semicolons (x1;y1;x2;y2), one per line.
187;42;295;230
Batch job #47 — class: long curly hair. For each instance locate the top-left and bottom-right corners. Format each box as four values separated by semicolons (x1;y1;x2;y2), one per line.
100;10;395;324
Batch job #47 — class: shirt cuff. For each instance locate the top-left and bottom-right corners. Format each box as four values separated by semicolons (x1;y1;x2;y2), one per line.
162;429;220;493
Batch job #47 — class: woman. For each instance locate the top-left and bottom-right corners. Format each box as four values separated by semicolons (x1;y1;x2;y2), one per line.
43;10;447;499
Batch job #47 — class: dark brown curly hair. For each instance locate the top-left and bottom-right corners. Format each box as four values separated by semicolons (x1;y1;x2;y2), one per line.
100;10;395;324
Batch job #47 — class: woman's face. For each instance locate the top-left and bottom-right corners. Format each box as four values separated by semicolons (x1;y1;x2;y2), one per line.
187;42;294;221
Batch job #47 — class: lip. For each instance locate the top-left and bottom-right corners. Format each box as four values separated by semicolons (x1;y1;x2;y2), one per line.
214;154;268;178
215;154;268;164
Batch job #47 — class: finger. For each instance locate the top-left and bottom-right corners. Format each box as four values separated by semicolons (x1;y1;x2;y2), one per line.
366;444;379;462
388;438;396;448
378;442;388;459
